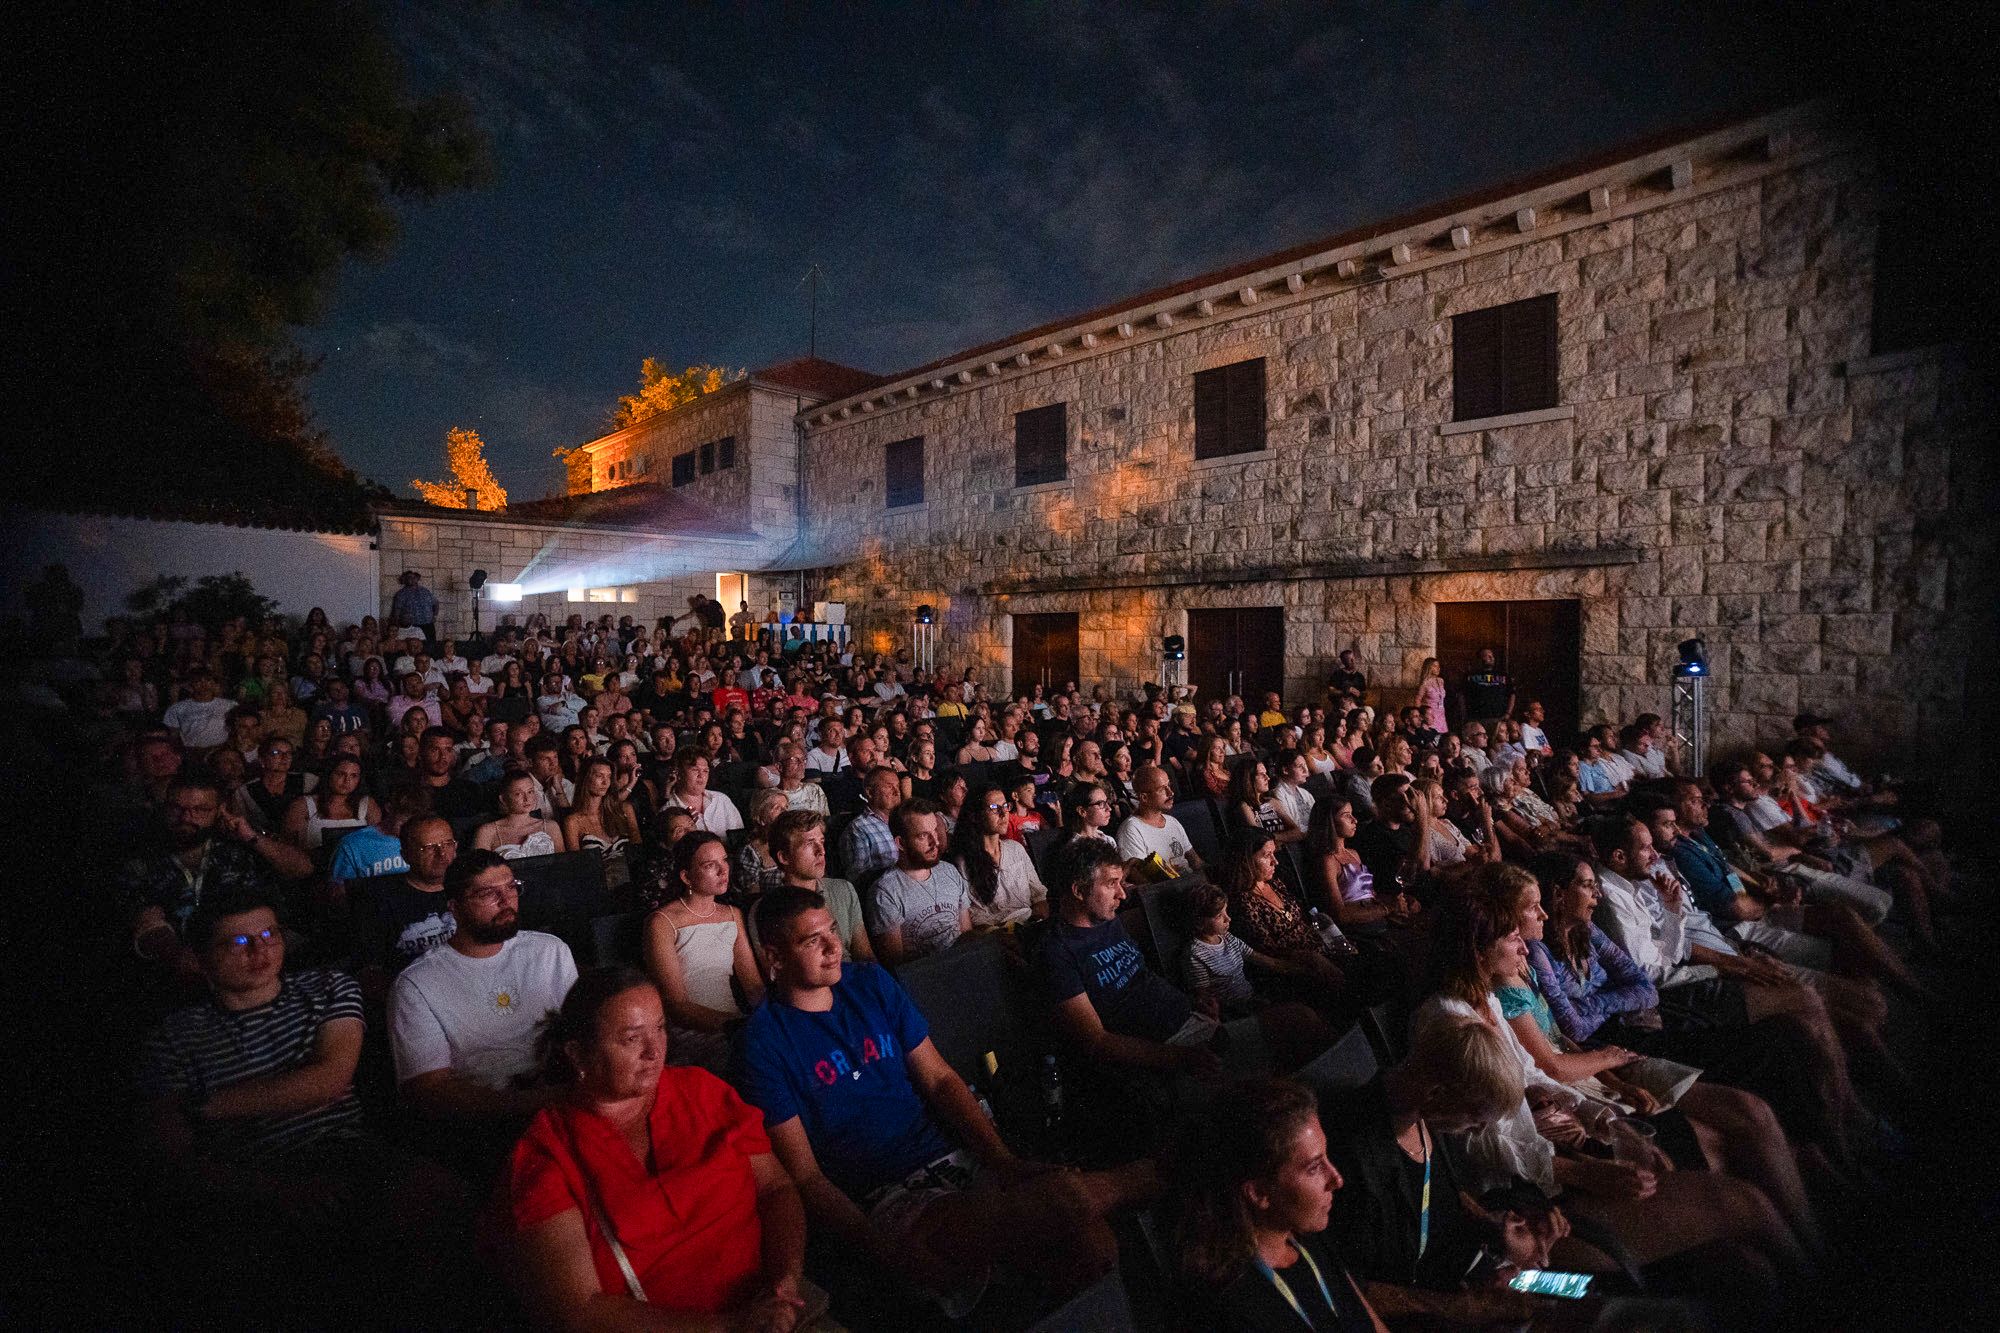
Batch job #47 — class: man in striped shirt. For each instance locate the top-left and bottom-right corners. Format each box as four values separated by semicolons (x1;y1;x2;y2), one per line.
138;890;366;1165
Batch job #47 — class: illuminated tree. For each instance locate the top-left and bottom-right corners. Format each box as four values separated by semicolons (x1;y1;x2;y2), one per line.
412;426;508;510
551;444;594;496
609;360;743;429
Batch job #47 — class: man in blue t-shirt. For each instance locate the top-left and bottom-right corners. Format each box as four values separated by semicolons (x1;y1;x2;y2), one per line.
739;886;1141;1314
1034;840;1321;1088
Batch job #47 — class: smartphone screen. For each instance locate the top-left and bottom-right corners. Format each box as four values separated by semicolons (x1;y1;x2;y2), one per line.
1507;1269;1594;1299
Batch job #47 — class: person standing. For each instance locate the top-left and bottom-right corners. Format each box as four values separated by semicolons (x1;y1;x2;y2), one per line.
1460;647;1514;727
390;571;438;650
1415;658;1448;737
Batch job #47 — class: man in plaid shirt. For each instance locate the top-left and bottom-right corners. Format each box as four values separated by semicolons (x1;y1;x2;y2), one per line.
838;766;902;884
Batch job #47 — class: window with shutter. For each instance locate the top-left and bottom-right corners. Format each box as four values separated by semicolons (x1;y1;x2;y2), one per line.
717;436;736;470
1452;293;1557;420
885;435;925;508
1194;357;1267;459
671;452;695;486
699;442;715;475
1014;403;1068;487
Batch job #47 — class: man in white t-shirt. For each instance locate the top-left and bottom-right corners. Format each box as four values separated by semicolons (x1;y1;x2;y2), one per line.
805;719;850;775
867;801;969;966
389;850;577;1131
1114;765;1201;875
1517;700;1553;757
163;672;236;752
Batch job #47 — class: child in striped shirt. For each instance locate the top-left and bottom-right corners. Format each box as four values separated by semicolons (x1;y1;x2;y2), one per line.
1179;883;1278;1019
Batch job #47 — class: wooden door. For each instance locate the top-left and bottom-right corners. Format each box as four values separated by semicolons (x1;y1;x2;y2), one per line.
1012;613;1079;694
1435;599;1581;737
1189;606;1286;704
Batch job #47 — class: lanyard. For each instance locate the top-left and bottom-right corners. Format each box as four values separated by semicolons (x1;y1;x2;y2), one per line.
1417;1119;1433;1263
1255;1238;1337;1329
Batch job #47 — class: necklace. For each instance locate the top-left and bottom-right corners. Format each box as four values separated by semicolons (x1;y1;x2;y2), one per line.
683;895;719;920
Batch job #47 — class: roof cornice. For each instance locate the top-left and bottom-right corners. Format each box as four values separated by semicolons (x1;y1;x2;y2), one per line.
803;101;1837;427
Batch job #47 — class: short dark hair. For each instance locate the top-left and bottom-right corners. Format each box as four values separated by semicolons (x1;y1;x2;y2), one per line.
166;773;223;804
524;735;561;759
421;726;455;747
1053;837;1124;903
186;889;281;952
753;884;828;945
1586;815;1641;864
890;798;941;842
443;848;510;899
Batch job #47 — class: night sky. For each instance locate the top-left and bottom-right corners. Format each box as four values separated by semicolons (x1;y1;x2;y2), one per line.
303;1;1792;500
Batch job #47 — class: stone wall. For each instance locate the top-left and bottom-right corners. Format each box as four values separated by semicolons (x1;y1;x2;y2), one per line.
376;512;771;641
791;120;1996;762
588;387;754;526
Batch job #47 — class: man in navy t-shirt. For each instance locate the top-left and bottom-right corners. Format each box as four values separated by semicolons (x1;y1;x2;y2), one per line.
738;887;1143;1313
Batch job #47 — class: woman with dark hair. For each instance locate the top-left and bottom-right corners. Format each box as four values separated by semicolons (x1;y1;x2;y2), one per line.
563;756;641;861
947;781;1048;928
641;832;761;1073
1226;755;1305;849
475;771;565;861
1221;832;1353;1007
509;967;810;1328
1166;1079;1386;1332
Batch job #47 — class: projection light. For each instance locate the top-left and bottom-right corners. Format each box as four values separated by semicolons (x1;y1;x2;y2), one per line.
1162;634;1186;661
915;604;935;625
490;583;524;603
468;569;488;590
1674;636;1708;678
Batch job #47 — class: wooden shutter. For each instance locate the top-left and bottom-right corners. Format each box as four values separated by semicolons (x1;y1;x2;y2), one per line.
671;452;695;486
885;435;924;508
717;436;737;470
1194;358;1268;459
1452;304;1504;421
1227;357;1266;455
1500;294;1558;413
1014;403;1067;487
699;441;715;474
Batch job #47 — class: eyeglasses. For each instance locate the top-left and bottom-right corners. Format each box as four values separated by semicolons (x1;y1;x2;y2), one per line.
984;801;1010;812
220;927;280;953
415;837;459;855
463;880;523;906
1083;798;1111;808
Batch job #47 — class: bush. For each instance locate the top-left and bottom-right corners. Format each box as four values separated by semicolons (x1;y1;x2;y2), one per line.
125;573;279;630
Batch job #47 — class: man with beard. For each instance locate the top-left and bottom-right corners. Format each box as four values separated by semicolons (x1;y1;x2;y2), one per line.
388;850;576;1169
867;799;969;966
121;773;312;982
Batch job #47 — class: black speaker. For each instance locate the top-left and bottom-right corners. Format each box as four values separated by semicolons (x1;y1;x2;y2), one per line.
916;604;935;625
1162;634;1186;660
469;569;488;590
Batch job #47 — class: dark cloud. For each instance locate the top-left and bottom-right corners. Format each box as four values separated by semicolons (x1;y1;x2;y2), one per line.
309;0;1785;497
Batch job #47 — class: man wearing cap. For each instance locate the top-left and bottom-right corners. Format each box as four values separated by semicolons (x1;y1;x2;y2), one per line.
390;571;438;652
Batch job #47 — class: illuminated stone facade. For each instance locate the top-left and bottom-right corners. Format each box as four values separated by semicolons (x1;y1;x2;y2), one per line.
776;104;1993;757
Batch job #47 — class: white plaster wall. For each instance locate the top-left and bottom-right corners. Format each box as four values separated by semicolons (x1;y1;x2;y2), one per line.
9;511;379;631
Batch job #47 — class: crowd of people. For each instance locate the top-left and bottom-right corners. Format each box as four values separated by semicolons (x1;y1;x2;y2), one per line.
70;595;1970;1330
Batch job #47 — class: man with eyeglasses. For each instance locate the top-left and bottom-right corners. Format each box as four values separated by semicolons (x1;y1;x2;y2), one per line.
1114;765;1202;877
348;814;460;994
120;774;312;982
389;849;576;1160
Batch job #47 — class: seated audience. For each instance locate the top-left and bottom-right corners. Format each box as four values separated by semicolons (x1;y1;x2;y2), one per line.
868;799;971;965
947;781;1048;929
471;771;564;860
1115;764;1203;875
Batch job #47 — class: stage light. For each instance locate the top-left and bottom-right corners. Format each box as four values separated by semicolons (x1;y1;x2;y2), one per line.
1162;634;1186;661
916;604;935;625
490;583;524;603
1675;636;1708;677
468;569;488;590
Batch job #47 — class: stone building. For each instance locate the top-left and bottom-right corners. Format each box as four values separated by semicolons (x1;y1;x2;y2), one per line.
557;101;1992;758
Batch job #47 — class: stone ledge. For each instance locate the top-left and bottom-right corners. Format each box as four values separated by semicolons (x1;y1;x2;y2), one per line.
980;544;1641;596
1012;478;1073;497
1189;448;1274;472
1438;405;1576;437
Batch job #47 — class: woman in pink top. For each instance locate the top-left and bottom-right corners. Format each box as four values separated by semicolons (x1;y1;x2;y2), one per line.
1416;656;1448;734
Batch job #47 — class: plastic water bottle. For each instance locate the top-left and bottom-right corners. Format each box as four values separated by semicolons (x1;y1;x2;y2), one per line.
1038;1054;1066;1156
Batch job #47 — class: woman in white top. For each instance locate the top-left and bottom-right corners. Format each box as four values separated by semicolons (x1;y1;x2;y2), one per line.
642;831;762;1073
1300;723;1337;777
664;750;744;837
1417;874;1810;1283
947;782;1049;929
472;771;564;860
283;755;372;852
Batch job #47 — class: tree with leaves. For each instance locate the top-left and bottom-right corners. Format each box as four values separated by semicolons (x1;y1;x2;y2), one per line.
17;1;490;528
609;360;744;429
412;427;508;510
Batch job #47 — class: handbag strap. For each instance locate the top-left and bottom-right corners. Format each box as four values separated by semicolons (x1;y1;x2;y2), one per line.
558;1114;649;1303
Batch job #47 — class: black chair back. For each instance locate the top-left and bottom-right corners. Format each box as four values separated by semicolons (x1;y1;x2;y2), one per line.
893;932;1045;1090
1136;882;1193;983
511;850;611;957
1293;1022;1380;1098
1168;797;1225;868
590;910;645;968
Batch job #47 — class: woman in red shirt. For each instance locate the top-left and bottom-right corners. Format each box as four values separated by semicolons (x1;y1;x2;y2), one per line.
510;967;809;1329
